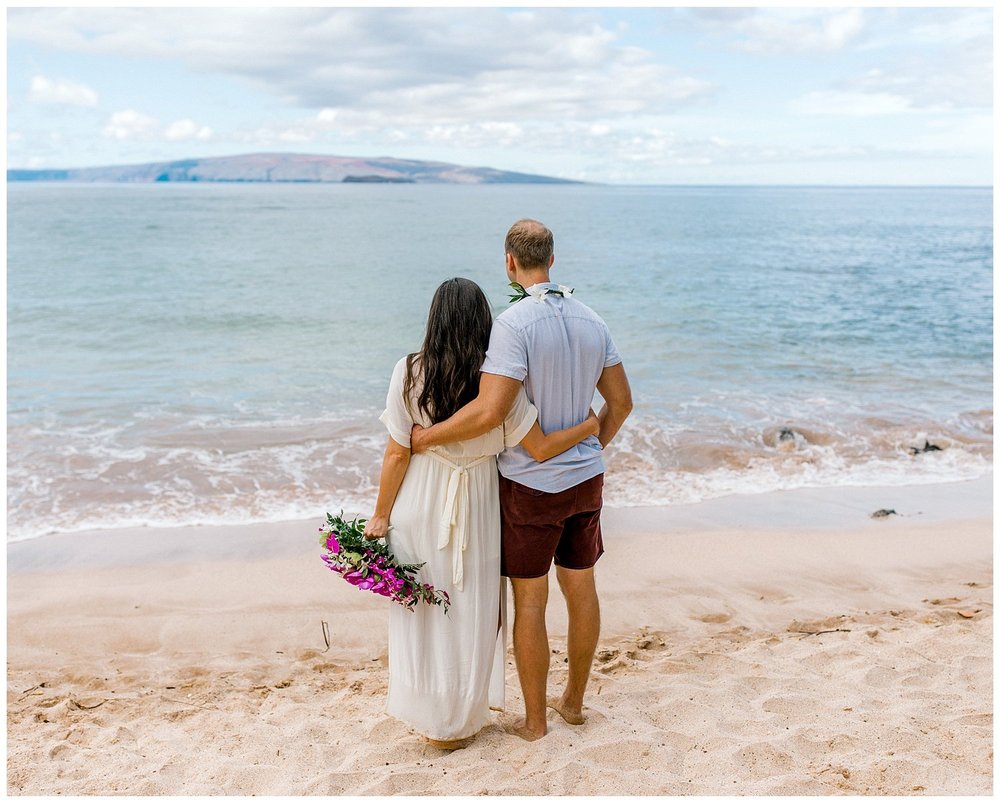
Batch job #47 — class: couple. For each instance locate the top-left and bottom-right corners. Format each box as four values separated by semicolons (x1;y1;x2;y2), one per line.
363;219;632;747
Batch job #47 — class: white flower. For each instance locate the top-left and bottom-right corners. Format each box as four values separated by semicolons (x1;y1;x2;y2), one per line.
525;285;550;303
557;285;574;297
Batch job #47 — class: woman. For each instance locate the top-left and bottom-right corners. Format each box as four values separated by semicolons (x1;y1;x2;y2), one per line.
363;277;599;749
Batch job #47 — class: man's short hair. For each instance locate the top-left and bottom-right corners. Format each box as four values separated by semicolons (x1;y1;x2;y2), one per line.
505;219;553;271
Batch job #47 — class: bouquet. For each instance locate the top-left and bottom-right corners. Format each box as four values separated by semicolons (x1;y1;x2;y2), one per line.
318;512;450;614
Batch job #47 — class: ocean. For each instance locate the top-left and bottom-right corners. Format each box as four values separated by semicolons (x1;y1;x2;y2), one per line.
6;182;993;542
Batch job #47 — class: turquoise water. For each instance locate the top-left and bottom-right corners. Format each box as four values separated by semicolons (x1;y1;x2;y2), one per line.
7;183;993;540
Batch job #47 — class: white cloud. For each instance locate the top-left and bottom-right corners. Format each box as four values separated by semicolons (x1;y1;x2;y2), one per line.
789;18;991;119
690;8;865;55
843;47;991;112
28;75;98;106
103;109;158;139
277;129;313;143
894;114;994;154
765;7;991;119
103;112;216;142
860;8;991;50
789;90;913;117
228;125;314;146
164;118;213;141
7;7;716;126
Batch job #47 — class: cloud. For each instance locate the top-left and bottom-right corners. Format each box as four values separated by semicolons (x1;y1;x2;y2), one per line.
789;90;913;117
776;7;991;117
104;111;213;142
228;125;315;146
860;7;992;50
164;118;213;141
7;7;716;126
28;75;98;106
893;114;993;154
103;109;158;139
843;51;991;112
688;7;865;55
789;14;990;118
576;129;874;170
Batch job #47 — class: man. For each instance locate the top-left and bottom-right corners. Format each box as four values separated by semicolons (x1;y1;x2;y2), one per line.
411;218;633;740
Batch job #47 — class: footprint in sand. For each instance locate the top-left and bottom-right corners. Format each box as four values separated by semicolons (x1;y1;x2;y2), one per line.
863;665;901;687
761;695;816;717
951;712;992;727
633;630;668;651
735;742;795;779
696;612;732;624
47;743;71;759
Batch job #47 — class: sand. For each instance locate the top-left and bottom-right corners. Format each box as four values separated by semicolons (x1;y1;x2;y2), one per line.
5;476;993;795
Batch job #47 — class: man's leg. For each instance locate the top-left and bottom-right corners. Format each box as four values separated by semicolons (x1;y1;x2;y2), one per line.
551;565;600;724
509;575;550;741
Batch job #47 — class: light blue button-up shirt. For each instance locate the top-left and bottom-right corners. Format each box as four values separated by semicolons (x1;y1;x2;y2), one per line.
481;282;622;493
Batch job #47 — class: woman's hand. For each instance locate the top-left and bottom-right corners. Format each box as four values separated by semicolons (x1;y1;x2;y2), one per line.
363;514;390;540
410;423;427;453
585;409;600;438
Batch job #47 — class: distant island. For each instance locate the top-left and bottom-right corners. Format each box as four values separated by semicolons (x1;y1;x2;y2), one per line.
6;152;581;185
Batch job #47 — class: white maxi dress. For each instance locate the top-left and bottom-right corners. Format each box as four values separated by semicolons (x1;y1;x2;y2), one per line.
378;356;537;741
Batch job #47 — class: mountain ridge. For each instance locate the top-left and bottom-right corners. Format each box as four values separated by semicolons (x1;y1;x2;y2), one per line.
6;152;582;185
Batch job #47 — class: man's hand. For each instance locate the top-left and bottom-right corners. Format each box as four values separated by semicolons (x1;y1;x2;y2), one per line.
363;514;390;539
410;424;428;454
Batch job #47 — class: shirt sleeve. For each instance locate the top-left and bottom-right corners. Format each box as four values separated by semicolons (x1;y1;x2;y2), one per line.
502;385;538;448
481;318;528;381
603;324;623;368
378;357;413;448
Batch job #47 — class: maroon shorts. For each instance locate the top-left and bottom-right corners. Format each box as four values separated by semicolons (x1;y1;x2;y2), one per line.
499;473;605;579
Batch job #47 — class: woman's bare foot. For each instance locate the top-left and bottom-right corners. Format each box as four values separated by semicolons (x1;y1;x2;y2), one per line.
503;717;546;742
547;697;586;725
424;736;468;750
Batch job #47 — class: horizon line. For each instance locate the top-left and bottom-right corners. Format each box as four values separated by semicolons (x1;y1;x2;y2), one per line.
6;178;992;189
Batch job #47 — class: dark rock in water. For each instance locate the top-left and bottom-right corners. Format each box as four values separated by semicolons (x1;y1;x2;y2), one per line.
871;509;898;519
909;440;943;455
342;174;415;183
778;427;796;442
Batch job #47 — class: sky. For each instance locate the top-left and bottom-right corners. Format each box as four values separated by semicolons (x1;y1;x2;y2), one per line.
5;5;994;185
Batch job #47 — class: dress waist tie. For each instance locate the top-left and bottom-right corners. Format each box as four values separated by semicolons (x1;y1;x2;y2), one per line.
423;451;494;592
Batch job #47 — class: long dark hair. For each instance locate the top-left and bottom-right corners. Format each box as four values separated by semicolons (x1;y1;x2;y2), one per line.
404;278;493;424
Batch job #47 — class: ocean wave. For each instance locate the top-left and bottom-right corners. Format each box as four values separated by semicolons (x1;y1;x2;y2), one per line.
6;408;993;542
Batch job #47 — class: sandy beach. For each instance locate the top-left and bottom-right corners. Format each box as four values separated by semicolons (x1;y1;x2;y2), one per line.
6;475;992;795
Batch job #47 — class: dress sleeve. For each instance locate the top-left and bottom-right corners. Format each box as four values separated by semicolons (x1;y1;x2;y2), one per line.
502;386;538;448
378;357;414;448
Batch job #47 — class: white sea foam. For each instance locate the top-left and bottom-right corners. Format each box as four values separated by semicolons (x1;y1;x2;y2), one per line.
6;409;992;542
602;443;993;509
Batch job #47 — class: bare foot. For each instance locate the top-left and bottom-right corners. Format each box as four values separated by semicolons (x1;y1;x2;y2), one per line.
424;736;468;750
547;697;586;725
503;718;546;742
